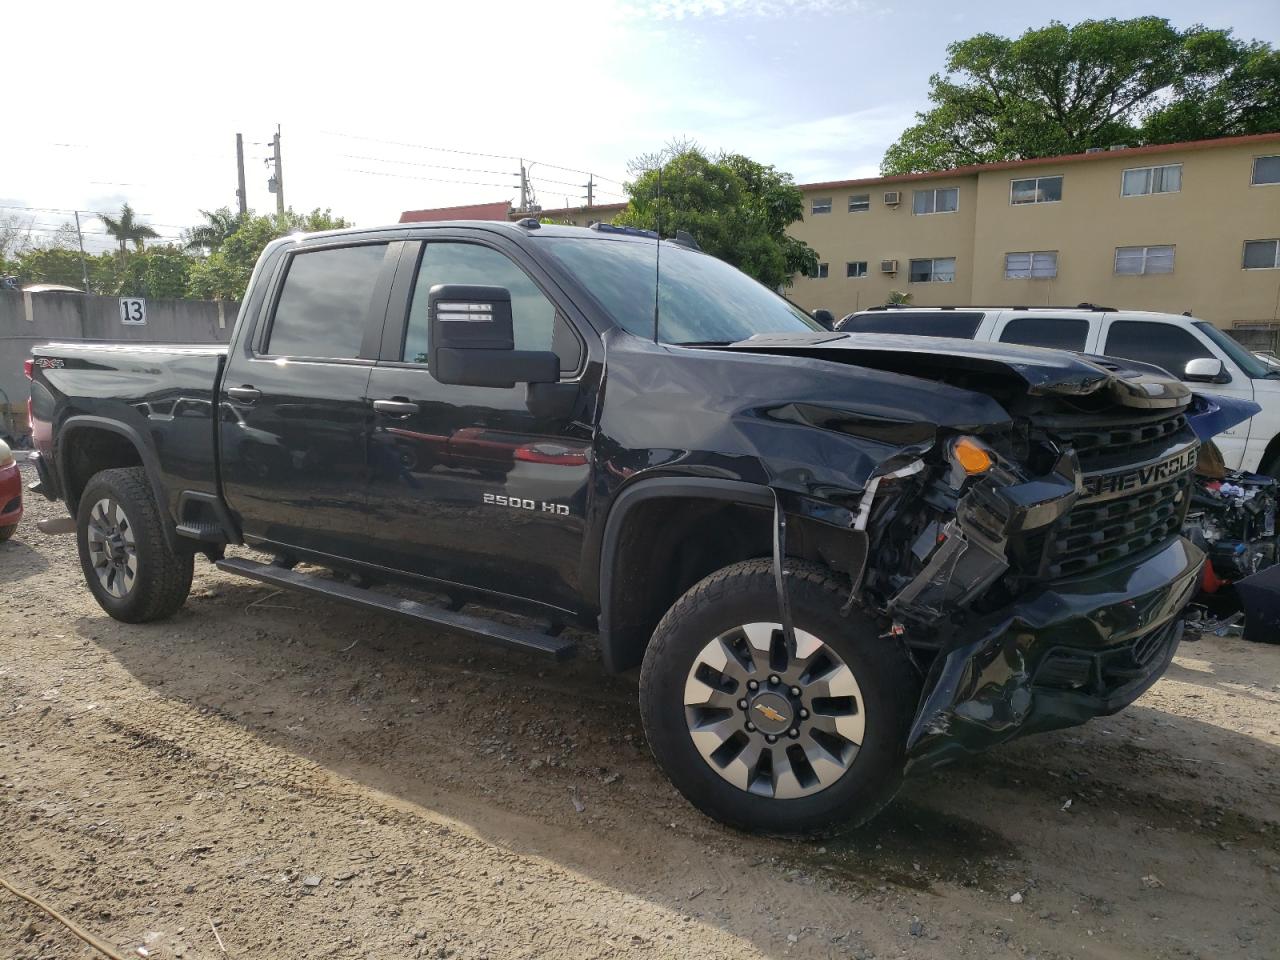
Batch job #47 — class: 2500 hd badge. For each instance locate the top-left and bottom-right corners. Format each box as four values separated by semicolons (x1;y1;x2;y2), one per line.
483;493;571;515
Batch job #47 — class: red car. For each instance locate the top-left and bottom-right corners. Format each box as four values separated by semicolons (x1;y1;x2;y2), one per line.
0;439;21;542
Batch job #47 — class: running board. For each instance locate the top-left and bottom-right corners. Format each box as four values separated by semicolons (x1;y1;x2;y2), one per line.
216;557;577;660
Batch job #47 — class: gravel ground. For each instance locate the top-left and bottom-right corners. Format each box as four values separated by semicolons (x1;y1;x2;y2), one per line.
2;461;1278;960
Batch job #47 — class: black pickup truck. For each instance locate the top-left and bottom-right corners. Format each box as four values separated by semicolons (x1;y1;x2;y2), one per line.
28;220;1204;832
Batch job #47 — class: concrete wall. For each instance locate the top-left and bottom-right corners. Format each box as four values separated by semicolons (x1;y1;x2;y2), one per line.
0;291;237;440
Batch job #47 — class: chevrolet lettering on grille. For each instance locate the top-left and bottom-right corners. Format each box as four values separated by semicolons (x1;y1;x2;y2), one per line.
1082;445;1198;500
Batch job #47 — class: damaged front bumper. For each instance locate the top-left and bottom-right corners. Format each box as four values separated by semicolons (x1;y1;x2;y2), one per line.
904;534;1204;775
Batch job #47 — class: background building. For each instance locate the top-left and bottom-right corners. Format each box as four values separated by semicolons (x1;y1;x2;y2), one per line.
524;133;1280;335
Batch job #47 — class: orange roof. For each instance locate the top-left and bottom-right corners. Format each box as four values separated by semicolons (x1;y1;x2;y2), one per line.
800;132;1280;192
399;200;511;223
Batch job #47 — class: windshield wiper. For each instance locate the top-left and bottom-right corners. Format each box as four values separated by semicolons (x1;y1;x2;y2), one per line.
674;339;737;347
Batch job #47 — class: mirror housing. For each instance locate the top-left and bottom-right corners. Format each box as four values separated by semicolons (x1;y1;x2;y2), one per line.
428;284;559;388
1184;357;1228;383
811;309;835;331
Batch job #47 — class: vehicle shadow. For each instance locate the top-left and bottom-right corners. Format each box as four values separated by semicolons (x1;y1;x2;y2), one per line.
0;530;52;582
78;569;1280;956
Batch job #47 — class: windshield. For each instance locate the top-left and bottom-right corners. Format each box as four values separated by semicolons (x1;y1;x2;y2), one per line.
539;237;823;344
1193;321;1278;379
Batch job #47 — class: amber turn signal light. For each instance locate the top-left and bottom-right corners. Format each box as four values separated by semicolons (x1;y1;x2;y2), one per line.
951;436;994;475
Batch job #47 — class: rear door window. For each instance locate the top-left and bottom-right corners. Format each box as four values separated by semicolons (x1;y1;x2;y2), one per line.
998;317;1089;351
838;311;984;339
266;244;389;359
1103;320;1213;377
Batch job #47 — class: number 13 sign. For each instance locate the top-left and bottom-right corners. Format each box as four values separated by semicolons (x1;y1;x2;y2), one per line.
119;298;147;325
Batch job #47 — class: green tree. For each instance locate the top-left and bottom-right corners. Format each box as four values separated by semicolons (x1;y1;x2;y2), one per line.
186;208;352;300
881;18;1280;175
615;145;818;289
12;247;87;288
99;203;160;255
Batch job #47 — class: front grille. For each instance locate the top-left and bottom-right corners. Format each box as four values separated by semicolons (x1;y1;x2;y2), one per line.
1039;411;1188;471
1025;408;1195;579
1046;477;1188;578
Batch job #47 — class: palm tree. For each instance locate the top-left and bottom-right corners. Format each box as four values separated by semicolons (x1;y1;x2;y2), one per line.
885;290;913;306
183;207;245;254
98;203;159;257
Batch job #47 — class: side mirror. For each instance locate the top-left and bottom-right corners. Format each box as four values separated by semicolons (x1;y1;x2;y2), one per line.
812;309;835;331
1184;357;1228;383
427;284;559;388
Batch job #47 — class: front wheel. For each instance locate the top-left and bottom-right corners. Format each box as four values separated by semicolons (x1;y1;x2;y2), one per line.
639;559;918;833
75;467;193;623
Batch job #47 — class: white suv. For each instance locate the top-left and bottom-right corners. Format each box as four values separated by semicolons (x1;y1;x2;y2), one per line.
836;305;1280;475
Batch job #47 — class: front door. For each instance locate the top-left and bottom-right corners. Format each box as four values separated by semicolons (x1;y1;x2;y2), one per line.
220;241;396;560
364;237;595;613
1101;318;1254;469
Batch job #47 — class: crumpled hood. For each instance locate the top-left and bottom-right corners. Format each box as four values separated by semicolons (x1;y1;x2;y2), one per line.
721;332;1191;409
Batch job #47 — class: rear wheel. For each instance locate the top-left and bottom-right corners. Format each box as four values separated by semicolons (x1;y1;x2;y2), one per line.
76;467;193;623
639;559;917;833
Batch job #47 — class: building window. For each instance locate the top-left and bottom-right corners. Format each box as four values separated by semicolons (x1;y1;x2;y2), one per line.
811;197;832;214
1010;176;1063;204
1115;245;1175;275
912;187;958;215
908;257;956;283
1121;164;1181;196
812;262;829;279
1244;239;1280;269
1253;156;1280;186
848;194;870;212
1004;251;1058;279
846;261;868;278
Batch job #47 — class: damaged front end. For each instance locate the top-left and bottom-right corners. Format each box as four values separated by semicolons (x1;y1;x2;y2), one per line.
855;399;1204;774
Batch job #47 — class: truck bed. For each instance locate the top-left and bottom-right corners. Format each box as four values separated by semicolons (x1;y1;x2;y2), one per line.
31;341;227;524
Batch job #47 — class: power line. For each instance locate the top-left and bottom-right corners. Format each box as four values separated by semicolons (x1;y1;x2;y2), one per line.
318;129;627;187
343;169;516;190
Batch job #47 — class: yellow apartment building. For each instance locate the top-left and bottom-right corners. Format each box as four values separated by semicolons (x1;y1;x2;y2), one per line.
535;133;1280;332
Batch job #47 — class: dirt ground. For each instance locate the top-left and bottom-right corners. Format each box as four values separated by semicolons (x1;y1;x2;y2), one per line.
2;461;1278;960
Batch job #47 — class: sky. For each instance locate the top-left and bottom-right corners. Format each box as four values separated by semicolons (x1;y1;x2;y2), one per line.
3;0;1278;253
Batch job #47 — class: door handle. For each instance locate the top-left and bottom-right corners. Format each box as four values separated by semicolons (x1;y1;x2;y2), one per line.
227;385;261;402
373;399;420;417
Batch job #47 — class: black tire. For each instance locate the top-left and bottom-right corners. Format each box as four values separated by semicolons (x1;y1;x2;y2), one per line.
75;467;193;623
639;558;917;834
0;523;15;543
1262;452;1280;482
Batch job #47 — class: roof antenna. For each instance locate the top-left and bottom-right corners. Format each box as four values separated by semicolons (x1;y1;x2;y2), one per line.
652;164;662;345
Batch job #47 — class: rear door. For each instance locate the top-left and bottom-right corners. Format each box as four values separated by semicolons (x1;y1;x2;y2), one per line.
220;240;399;560
363;234;596;613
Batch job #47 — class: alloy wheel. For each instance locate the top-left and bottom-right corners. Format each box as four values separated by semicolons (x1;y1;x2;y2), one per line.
683;622;864;799
85;497;137;599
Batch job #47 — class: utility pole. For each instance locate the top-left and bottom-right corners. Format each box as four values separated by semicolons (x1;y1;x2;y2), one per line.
72;211;89;292
585;175;594;207
518;159;528;213
235;133;248;216
270;125;285;217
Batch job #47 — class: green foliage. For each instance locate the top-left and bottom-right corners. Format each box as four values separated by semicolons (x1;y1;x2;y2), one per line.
616;145;818;289
882;18;1280;175
7;206;350;301
885;290;913;306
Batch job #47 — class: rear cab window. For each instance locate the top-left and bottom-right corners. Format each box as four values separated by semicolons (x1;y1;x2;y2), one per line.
264;243;390;359
839;311;985;339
